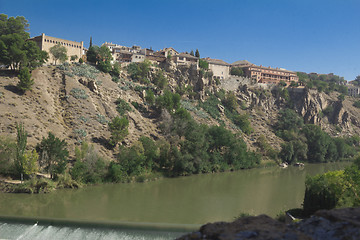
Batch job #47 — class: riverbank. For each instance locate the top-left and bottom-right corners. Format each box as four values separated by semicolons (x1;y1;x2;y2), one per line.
177;207;360;239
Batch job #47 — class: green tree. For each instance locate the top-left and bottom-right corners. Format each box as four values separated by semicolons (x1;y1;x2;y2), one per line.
195;49;200;58
145;89;155;105
108;116;129;147
275;109;304;132
22;40;48;69
49;43;67;65
199;59;209;69
86;46;99;64
22;150;38;176
338;94;345;102
0;136;16;176
15;123;27;177
36;132;69;179
301;124;331;163
17;67;34;92
71;142;107;183
190;50;194;56
230;67;244;77
153;70;168;89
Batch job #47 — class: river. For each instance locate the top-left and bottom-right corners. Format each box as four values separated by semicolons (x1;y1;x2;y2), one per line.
0;162;350;239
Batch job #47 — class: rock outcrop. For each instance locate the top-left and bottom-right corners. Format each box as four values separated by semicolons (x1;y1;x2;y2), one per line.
178;207;360;240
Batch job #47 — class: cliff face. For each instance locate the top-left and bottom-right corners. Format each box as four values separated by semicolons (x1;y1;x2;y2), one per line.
0;64;359;160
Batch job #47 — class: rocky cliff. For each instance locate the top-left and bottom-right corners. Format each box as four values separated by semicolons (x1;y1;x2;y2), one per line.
0;63;359;160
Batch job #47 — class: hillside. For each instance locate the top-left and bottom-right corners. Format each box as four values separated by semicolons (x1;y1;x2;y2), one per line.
1;63;360;162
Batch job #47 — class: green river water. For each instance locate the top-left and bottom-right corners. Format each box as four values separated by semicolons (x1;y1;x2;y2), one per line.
0;162;351;239
0;162;350;225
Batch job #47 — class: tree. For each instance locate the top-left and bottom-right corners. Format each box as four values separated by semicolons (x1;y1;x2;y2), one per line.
22;40;48;69
275;109;304;132
89;36;92;48
15;123;27;177
86;45;99;64
49;43;67;65
36;132;69;179
0;14;48;71
230;67;244;77
195;49;200;58
199;59;209;69
108;116;129;147
17;67;34;92
70;55;78;62
190;50;194;56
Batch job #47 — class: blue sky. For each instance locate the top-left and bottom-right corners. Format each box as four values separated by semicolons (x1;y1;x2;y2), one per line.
1;0;359;80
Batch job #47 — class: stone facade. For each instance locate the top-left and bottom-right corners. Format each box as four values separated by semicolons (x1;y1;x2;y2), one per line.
173;53;199;69
243;64;299;86
29;33;83;64
347;84;360;97
204;57;230;80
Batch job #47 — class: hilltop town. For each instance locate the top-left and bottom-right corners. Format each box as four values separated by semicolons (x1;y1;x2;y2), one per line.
1;15;360;193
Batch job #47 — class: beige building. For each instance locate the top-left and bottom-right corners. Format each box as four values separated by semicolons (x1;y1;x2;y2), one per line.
29;33;84;64
173;53;199;68
204;57;230;80
348;85;360;97
154;47;178;58
242;64;299;85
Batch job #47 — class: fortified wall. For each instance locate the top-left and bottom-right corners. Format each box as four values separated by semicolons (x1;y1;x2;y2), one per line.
29;33;84;64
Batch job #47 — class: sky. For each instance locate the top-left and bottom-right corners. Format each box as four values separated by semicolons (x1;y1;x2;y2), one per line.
1;0;359;80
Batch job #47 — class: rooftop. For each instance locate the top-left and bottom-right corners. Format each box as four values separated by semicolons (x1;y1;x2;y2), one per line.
203;57;230;66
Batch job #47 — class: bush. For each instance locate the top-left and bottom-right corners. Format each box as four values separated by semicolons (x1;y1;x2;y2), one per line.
17;67;34;92
70;88;88;99
155;90;181;113
153;70;167;89
353;101;360;108
115;98;132;116
231;114;253;135
71;142;108;184
98;60;112;73
145;89;155;105
0;136;16;176
199;59;209;69
230;67;244;77
108;116;129;147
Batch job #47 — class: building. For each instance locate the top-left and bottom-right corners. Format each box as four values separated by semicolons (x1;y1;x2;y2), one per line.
348;85;360;97
232;60;253;68
29;33;84;64
173;53;199;68
154;47;178;58
203;57;230;80
242;64;299;85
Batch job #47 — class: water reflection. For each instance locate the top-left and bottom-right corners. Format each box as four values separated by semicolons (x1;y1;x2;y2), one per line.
0;162;350;225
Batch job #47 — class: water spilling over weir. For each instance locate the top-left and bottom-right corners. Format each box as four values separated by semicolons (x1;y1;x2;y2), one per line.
0;218;191;239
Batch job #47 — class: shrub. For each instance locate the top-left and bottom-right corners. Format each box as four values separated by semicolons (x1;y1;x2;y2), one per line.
70;88;88;99
145;89;155;105
17;67;34;92
96;114;108;124
230;67;244;77
108;116;129;147
353;101;360;108
116;98;132;115
199;59;209;69
71;142;108;184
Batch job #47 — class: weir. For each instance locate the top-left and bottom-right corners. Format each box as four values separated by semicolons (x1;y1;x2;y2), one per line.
0;216;194;239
